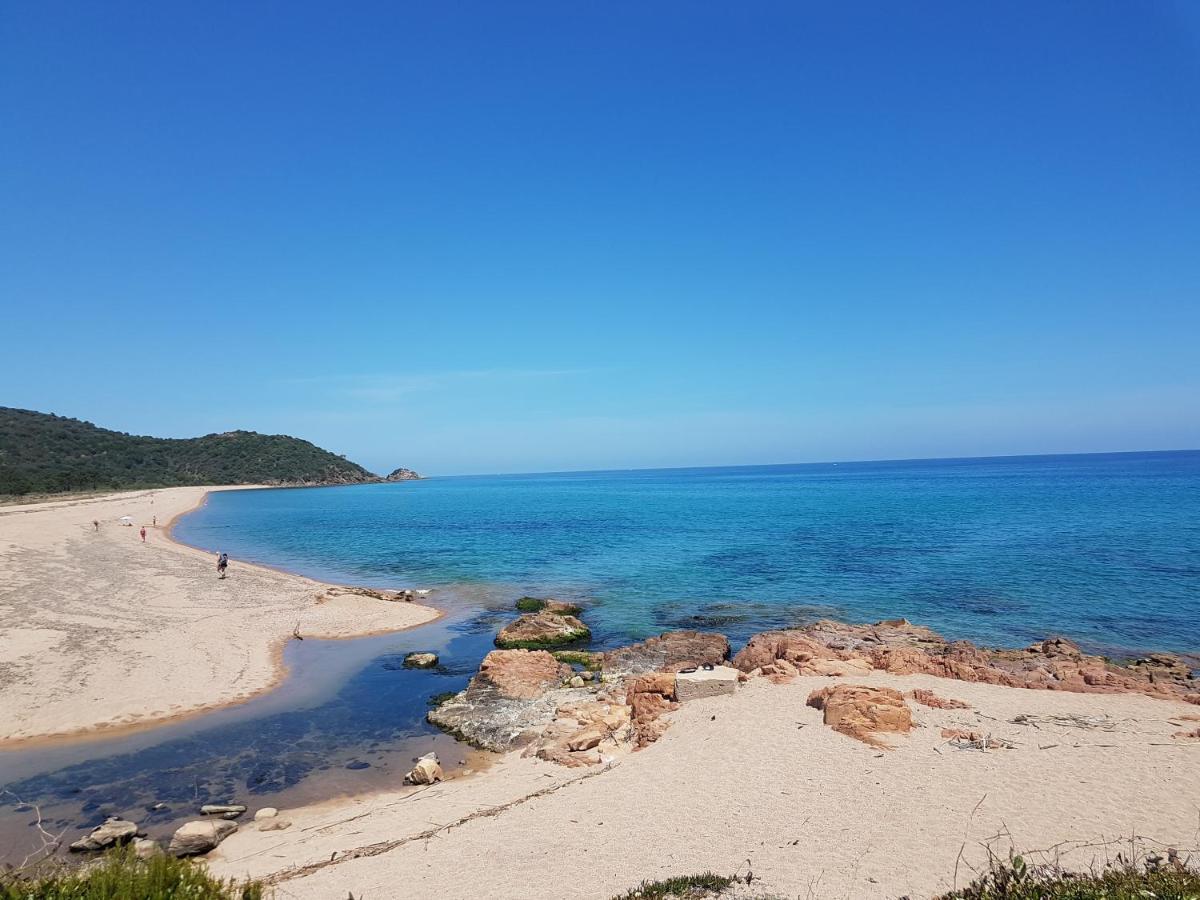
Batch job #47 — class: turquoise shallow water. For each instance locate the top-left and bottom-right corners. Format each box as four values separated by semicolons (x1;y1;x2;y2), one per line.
176;450;1200;657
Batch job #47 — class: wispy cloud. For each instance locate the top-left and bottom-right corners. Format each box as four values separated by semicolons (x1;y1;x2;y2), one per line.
282;368;596;403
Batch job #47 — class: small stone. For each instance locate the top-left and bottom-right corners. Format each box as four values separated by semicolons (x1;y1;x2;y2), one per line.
253;807;278;821
133;838;159;860
569;675;586;688
404;652;439;668
258;818;292;832
580;670;595;681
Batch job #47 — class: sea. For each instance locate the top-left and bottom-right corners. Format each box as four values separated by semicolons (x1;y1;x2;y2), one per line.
177;450;1200;656
2;450;1197;862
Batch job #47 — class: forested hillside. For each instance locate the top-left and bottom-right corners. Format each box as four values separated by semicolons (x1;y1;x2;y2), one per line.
0;407;381;496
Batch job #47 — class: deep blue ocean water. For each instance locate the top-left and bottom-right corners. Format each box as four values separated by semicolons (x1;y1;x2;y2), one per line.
176;451;1200;657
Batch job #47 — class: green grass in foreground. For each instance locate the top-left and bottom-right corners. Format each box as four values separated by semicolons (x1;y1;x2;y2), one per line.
937;855;1200;899
0;846;265;900
611;873;736;900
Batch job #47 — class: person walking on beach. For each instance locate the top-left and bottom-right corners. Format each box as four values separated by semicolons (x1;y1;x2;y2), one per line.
93;520;99;532
140;526;147;542
217;552;228;579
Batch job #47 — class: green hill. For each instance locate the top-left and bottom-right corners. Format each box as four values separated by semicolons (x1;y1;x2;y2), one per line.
0;407;382;496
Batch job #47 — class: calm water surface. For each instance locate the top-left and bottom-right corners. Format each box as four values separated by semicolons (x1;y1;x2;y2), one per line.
179;450;1200;655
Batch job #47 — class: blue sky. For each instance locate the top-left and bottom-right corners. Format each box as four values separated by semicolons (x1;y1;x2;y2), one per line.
2;2;1198;475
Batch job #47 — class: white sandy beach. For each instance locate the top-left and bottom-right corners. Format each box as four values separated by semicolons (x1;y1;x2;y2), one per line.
0;487;439;746
209;673;1200;899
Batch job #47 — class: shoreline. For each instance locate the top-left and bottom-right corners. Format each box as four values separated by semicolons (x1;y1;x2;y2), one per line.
0;485;443;750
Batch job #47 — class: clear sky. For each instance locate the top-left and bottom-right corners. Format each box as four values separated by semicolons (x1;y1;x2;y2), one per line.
2;2;1198;475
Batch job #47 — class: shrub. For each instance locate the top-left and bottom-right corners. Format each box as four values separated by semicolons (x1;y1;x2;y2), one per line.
938;854;1200;899
611;872;735;900
0;846;265;899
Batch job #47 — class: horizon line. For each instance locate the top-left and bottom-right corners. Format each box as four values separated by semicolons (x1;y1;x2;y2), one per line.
418;446;1199;480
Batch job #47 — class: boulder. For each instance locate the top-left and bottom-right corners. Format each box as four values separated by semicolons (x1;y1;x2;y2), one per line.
404;753;443;785
807;684;913;749
496;611;591;648
258;817;293;832
565;727;605;752
427;650;583;751
133;838;160;860
404;652;439;668
253;807;278;821
675;665;739;702
603;631;730;675
477;649;572;699
69;817;138;852
168;819;237;857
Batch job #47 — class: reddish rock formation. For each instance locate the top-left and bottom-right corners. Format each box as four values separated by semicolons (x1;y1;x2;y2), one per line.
478;649;572;699
735;619;1198;706
909;688;971;709
603;631;730;675
807;684;913;749
624;672;679;747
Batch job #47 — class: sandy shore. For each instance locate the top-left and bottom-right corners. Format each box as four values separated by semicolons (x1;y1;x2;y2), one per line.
0;486;439;746
209;672;1200;899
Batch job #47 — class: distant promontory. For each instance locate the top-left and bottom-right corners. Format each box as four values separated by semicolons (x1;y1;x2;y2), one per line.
0;407;418;496
385;467;422;482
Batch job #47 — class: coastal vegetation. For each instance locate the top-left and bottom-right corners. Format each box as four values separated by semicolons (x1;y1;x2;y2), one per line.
610;873;736;899
0;846;264;899
0;407;386;496
937;855;1200;899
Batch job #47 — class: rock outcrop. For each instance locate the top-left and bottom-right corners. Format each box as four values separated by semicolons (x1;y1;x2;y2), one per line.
495;611;591;648
69;817;138;852
427;649;584;750
168;819;238;857
603;630;730;675
385;467;422;481
807;684;913;748
735;619;1199;705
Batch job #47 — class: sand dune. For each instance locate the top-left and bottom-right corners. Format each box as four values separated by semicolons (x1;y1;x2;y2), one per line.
0;486;439;746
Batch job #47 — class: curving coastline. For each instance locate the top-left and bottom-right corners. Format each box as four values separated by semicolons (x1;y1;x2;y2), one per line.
0;485;441;749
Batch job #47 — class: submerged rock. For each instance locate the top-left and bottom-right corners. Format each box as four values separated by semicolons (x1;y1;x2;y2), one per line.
168;819;237;857
496;611;591;648
200;803;246;819
69;817;138;852
404;651;439;668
